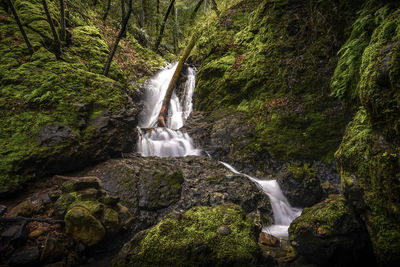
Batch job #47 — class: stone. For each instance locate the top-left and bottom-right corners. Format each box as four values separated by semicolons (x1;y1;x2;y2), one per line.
61;177;102;193
217;225;231;236
8;200;36;217
258;232;279;247
65;206;105;246
37;125;76;147
40;234;66;263
29;226;50;239
103;207;120;234
117;204;134;230
9;246;40;266
289;195;376;266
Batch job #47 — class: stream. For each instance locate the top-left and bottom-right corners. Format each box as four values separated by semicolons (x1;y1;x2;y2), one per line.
137;63;301;238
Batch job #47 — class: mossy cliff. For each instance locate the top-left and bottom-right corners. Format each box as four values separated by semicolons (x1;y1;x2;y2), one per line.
0;0;164;193
114;204;260;267
192;0;364;163
334;2;400;264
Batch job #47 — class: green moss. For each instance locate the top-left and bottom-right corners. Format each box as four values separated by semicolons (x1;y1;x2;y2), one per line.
116;204;259;267
289;195;352;238
287;163;317;181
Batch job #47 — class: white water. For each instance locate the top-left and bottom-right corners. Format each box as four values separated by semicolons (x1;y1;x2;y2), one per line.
137;63;301;238
137;63;201;157
220;162;302;238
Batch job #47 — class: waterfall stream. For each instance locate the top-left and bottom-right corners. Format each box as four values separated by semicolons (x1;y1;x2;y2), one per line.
137;63;301;238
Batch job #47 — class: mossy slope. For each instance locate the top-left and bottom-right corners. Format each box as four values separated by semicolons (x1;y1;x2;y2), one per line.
334;2;400;264
0;0;163;193
192;0;364;163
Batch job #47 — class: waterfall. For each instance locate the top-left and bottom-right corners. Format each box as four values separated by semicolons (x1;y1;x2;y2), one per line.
137;63;201;157
220;162;302;238
137;63;301;238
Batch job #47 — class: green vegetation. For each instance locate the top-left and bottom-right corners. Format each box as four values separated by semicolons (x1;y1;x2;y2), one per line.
115;204;259;267
192;0;364;163
0;0;164;192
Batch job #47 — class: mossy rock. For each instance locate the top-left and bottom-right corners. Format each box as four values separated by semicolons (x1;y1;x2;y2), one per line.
115;204;260;267
65;206;105;246
289;195;376;266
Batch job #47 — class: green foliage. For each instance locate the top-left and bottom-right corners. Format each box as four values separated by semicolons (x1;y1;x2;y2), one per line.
287;163;317;181
116;204;259;267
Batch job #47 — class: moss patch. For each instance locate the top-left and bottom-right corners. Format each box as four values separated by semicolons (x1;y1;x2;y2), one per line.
115;204;259;267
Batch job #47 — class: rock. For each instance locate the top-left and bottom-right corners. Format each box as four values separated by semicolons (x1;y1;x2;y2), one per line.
76;156;272;234
115;204;261;266
117;204;134;230
29;226;50;239
40;234;65;264
277;163;323;207
138;165;184;210
8;200;36;217
65;206;105;246
103;207;120;234
217;225;231;236
9;246;40;266
37;125;76;147
61;177;102;193
258;232;279;247
289;195;376;266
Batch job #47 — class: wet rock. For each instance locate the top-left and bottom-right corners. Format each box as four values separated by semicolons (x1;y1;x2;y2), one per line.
65;206;105;246
76;156;272;234
9;246;40;266
259;232;279;247
138;166;184;210
289;195;376;266
277;163;323;207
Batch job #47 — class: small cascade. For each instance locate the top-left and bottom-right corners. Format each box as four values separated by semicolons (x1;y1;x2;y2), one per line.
137;63;201;157
220;162;302;238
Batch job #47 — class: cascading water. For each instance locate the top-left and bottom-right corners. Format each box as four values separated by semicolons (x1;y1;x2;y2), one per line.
137;63;201;157
137;63;301;238
220;162;302;238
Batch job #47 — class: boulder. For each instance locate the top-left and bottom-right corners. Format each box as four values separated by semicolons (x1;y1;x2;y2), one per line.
289;195;376;266
65;206;105;246
115;204;261;266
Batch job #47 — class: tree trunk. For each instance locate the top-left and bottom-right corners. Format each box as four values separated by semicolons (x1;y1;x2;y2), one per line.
42;0;61;59
190;0;204;21
157;34;196;127
7;0;33;54
121;0;125;25
103;0;133;77
60;0;66;41
139;0;145;27
155;0;160;34
172;4;178;54
154;0;175;51
103;0;111;21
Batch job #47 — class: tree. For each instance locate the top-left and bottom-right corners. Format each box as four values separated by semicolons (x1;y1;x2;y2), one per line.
154;0;175;51
103;0;133;77
121;0;125;25
190;0;204;21
7;0;33;54
60;0;66;42
157;33;196;127
103;0;112;21
42;0;61;59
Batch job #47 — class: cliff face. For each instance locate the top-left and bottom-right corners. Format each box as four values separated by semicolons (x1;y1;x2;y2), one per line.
193;0;400;264
0;0;164;194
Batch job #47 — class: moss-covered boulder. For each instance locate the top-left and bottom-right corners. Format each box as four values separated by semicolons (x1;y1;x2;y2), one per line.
289;195;375;266
115;204;261;267
54;176;133;246
65;206;106;246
